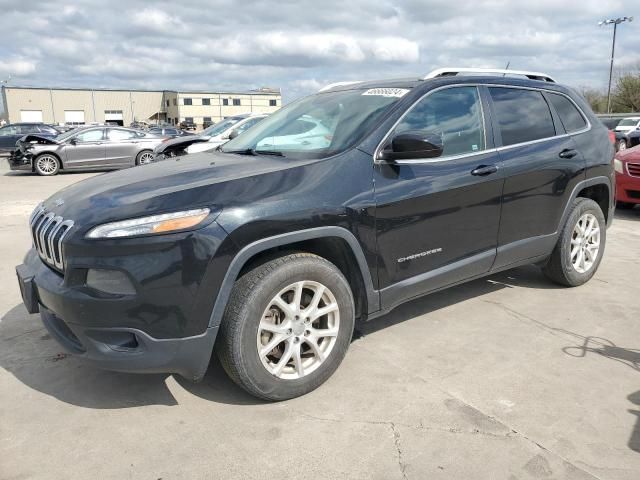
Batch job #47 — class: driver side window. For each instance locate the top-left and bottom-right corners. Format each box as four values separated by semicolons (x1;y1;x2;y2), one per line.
395;87;486;157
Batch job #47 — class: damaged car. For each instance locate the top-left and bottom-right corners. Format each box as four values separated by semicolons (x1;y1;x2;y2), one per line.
9;126;164;175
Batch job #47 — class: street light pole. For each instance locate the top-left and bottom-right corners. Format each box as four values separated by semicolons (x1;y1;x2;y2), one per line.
599;16;633;114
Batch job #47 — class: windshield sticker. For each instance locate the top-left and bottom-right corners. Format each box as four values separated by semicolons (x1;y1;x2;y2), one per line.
362;88;409;98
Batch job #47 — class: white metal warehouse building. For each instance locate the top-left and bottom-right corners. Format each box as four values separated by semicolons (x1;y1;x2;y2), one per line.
1;86;282;129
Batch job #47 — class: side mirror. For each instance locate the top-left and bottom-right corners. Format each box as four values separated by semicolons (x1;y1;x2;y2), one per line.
69;138;78;145
228;129;240;140
380;131;443;161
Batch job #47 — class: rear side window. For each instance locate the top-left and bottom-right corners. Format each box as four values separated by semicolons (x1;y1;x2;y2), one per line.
547;93;587;133
489;88;555;146
395;86;486;157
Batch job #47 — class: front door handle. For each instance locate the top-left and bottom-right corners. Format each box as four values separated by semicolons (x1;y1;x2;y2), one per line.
471;164;498;176
559;148;577;159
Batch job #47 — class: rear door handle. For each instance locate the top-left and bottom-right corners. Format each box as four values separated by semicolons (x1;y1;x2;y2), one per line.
559;148;577;159
471;164;498;176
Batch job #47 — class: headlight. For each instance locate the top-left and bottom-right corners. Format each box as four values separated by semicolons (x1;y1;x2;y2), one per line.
86;208;210;239
614;158;624;174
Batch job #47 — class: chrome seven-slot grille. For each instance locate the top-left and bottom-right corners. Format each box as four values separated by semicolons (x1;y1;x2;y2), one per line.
29;205;74;271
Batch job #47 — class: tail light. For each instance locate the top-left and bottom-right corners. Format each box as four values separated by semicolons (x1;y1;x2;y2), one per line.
608;130;616;144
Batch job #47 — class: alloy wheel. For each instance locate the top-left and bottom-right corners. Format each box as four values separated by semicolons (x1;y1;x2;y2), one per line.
618;139;627;151
571;213;600;273
139;152;154;164
257;280;340;380
36;155;57;174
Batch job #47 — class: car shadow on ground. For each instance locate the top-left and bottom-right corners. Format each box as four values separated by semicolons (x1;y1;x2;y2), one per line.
0;264;562;409
555;328;640;454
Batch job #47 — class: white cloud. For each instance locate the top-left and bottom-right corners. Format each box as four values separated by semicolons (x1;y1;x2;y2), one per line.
0;58;37;76
0;0;636;102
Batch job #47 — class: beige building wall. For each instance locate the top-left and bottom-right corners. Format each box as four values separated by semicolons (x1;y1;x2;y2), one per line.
175;91;281;127
3;87;281;128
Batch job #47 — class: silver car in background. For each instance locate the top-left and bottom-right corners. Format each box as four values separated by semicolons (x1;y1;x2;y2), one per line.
8;126;164;175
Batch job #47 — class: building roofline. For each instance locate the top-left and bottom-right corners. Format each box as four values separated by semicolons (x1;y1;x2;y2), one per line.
1;85;281;96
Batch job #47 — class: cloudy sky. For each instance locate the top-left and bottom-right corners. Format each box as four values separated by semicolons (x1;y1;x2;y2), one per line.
0;0;638;105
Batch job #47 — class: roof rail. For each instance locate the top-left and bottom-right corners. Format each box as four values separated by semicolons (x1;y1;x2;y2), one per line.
424;67;556;83
318;81;362;92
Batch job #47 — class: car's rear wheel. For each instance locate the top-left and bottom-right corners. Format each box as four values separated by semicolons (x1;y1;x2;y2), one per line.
216;253;355;401
543;198;606;287
618;138;627;151
136;150;154;165
616;201;635;210
34;154;60;176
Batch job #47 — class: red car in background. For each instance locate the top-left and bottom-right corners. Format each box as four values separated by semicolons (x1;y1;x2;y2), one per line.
615;146;640;209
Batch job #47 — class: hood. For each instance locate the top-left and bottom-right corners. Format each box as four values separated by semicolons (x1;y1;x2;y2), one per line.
153;135;209;156
616;144;640;161
615;125;636;132
17;134;61;146
39;151;306;233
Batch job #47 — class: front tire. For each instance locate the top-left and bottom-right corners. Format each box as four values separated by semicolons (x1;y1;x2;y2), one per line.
618;139;627;151
216;253;355;401
136;150;154;165
543;198;606;287
34;154;60;176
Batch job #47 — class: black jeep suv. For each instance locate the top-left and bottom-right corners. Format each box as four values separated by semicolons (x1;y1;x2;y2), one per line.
16;68;615;400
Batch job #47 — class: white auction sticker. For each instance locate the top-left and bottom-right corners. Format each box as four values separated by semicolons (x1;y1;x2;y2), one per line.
362;88;409;98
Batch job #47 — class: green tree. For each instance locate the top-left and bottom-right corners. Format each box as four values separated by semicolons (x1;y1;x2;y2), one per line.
578;87;607;113
612;73;640;113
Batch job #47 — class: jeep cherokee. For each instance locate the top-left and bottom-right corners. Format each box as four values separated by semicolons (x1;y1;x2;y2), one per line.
16;68;615;401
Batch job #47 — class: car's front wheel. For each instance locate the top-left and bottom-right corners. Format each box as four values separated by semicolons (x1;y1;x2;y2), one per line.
543;198;606;287
216;253;355;401
34;154;60;176
618;138;627;151
136;150;154;165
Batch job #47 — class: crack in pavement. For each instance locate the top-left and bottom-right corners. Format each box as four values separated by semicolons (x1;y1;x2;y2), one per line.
351;342;603;480
390;422;408;480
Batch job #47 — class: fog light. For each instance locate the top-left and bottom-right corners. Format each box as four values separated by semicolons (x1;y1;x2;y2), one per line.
86;269;136;295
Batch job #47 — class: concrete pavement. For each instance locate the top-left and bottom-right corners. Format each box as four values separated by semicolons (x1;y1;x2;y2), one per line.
1;161;639;479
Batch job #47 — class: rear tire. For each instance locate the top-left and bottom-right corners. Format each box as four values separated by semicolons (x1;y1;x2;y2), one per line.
136;150;154;165
543;198;606;287
616;201;634;210
34;154;60;176
216;253;355;401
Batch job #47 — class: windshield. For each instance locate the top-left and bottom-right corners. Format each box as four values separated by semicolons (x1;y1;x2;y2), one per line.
201;118;242;137
221;88;408;159
618;119;639;127
55;129;80;141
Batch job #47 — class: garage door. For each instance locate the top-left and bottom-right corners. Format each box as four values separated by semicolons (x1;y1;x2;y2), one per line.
20;110;43;122
64;110;85;125
104;110;124;126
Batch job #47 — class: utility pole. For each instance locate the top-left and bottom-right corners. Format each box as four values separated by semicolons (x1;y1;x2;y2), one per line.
599;16;633;114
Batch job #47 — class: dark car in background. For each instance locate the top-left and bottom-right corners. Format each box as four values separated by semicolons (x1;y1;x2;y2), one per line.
179;120;197;131
16;68;614;400
9;126;164;175
0;123;61;155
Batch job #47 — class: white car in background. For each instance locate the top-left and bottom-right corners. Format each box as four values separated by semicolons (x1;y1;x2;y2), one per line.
256;116;332;151
614;116;640;134
185;114;267;154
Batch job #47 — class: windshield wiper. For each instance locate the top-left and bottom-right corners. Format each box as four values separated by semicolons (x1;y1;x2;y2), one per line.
224;148;285;157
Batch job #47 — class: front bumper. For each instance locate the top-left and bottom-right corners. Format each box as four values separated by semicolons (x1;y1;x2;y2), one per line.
8;149;32;171
16;245;221;381
616;170;640;204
